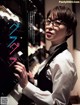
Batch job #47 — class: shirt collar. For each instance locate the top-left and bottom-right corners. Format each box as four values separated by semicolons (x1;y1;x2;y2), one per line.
49;42;67;55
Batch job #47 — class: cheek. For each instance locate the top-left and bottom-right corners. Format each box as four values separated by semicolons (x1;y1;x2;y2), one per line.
59;29;65;34
54;27;67;40
58;26;67;35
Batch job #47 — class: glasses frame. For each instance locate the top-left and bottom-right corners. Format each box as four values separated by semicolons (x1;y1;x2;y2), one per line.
45;18;66;27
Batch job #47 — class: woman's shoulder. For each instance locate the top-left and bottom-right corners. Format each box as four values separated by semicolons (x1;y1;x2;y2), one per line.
54;49;74;63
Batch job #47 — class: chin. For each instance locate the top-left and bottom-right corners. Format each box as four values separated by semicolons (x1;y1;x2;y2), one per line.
45;36;53;41
46;38;53;41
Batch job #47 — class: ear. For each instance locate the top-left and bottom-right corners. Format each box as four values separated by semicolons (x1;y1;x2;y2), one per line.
66;29;73;37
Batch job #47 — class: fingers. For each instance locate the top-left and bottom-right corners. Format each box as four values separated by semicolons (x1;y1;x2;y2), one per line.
16;62;26;71
14;65;22;72
28;71;34;78
16;62;25;67
14;73;20;81
14;62;27;78
14;62;26;72
14;62;28;88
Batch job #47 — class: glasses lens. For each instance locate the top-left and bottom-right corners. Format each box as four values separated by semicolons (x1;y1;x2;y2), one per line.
45;19;63;27
54;20;62;26
45;19;51;25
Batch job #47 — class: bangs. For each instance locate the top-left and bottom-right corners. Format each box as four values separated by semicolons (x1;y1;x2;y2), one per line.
47;6;71;21
47;9;58;19
47;6;77;31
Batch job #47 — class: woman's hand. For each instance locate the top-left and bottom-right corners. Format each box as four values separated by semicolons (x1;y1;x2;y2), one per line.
14;62;28;88
28;71;34;84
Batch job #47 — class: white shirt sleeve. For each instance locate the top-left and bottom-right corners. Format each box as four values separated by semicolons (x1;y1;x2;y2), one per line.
22;51;77;105
7;84;22;105
7;94;18;105
23;82;53;105
34;79;38;86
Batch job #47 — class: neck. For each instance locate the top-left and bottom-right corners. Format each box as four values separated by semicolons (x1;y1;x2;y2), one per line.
51;41;66;47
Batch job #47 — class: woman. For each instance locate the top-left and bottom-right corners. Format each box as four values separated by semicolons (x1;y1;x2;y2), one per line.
14;6;77;105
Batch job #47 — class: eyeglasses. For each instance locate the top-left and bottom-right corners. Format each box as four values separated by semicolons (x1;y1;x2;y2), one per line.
45;18;65;27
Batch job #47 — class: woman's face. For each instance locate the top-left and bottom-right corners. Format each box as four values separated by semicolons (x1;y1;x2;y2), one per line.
45;14;67;45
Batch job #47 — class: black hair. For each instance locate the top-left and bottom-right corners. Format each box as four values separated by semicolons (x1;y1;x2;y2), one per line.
47;6;77;34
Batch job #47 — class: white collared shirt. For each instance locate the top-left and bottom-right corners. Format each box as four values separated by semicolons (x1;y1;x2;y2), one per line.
7;49;77;105
22;49;77;105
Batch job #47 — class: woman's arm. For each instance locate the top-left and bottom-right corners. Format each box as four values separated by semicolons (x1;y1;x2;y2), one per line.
14;59;77;105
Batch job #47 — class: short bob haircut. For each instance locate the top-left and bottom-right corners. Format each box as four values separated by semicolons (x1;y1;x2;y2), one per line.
47;6;77;34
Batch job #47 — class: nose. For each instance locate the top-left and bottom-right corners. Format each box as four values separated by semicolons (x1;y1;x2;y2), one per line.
45;22;54;31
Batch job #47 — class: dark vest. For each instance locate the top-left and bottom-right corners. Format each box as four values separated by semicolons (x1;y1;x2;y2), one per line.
35;42;67;92
18;42;67;105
